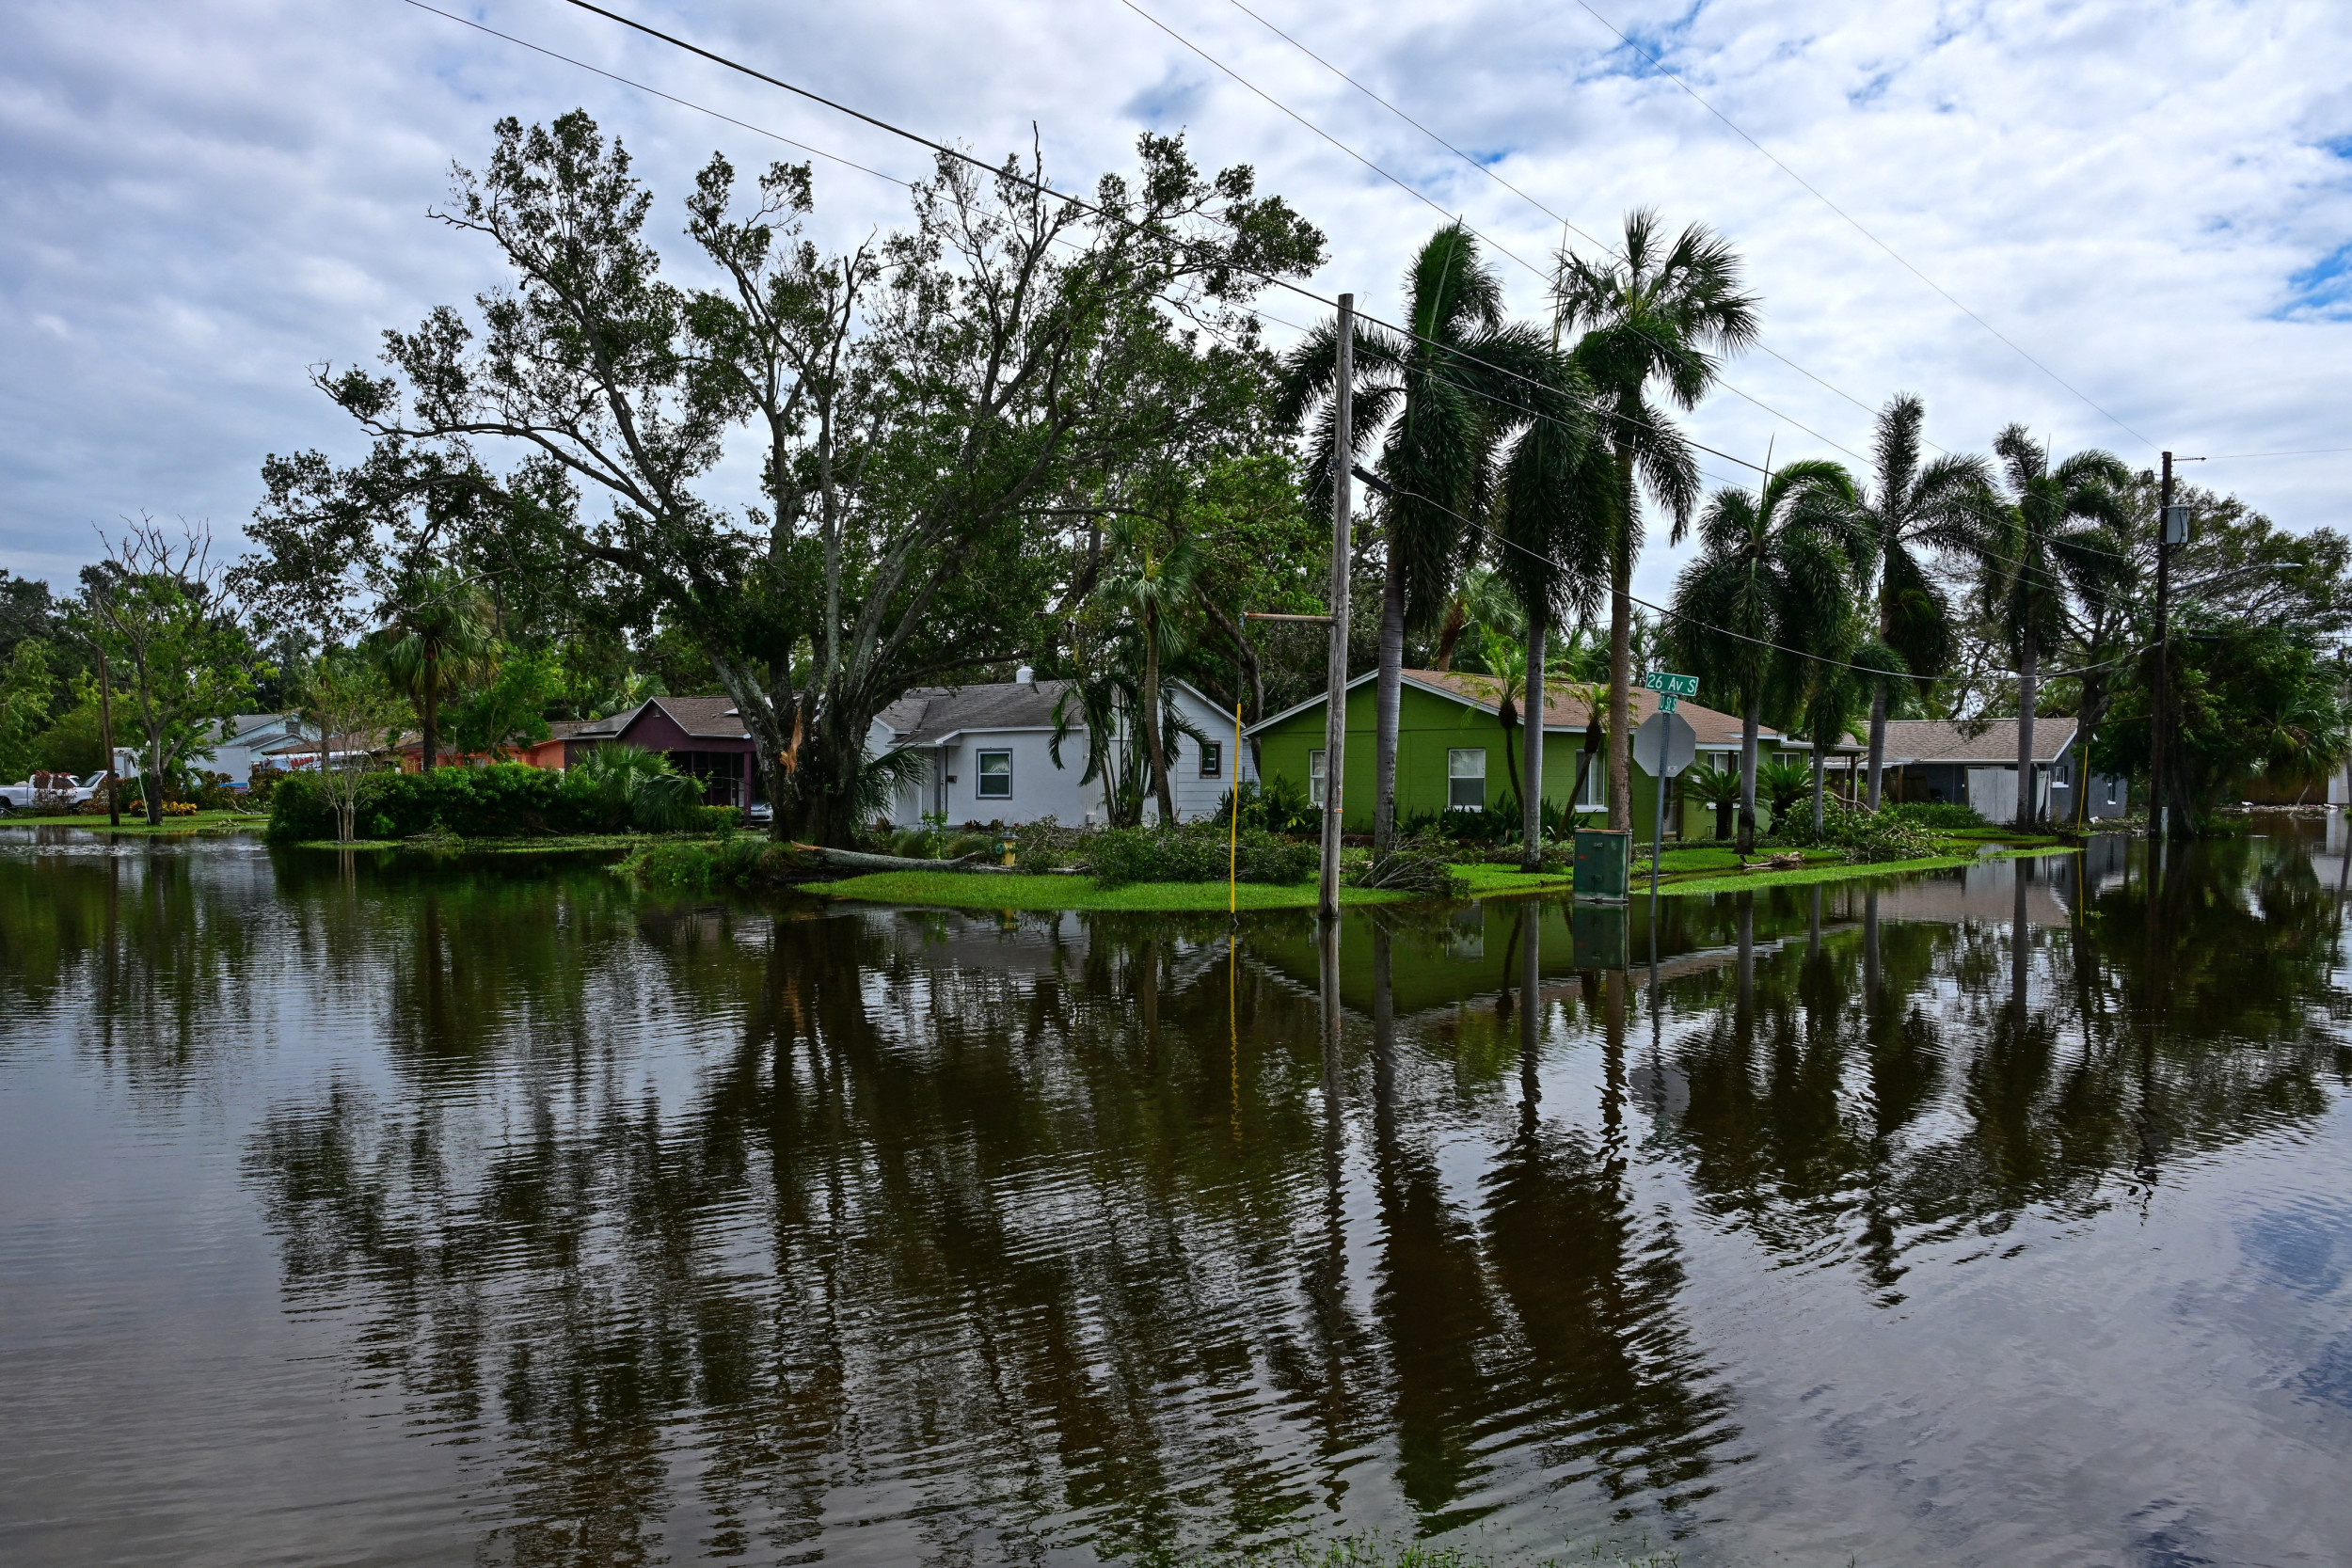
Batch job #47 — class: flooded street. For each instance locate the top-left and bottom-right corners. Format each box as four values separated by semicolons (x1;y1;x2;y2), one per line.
4;829;2350;1566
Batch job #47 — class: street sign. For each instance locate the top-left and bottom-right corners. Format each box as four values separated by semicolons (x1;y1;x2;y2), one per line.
1633;708;1698;902
1642;671;1699;698
1631;709;1697;778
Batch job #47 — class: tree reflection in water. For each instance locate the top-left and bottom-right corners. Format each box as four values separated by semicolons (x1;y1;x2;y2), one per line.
8;832;2349;1565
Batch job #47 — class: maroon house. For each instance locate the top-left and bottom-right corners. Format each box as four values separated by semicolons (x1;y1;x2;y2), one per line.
567;696;760;808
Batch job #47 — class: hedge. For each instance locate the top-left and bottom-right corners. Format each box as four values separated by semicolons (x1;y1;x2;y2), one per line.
1087;823;1317;888
265;763;746;842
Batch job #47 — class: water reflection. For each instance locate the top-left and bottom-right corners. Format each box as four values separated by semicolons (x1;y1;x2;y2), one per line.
3;832;2350;1564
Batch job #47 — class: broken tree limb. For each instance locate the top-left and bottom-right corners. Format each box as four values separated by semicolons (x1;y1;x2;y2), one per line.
791;844;1033;875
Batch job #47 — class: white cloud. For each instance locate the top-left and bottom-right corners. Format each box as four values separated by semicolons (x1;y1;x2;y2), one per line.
2;0;2347;608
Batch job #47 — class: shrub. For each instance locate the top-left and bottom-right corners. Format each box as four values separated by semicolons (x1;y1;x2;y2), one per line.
1756;758;1814;820
626;835;810;889
1883;800;1985;830
246;765;288;808
1810;798;1942;863
943;830;999;861
1088;822;1316;888
1399;803;1525;845
1350;833;1470;897
1011;816;1088;871
268;762;598;842
1224;773;1317;835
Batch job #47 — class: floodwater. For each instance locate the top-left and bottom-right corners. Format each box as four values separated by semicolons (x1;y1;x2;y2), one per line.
3;828;2350;1568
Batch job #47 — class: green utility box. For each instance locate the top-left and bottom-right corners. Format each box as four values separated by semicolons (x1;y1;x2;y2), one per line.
1572;902;1628;971
1574;828;1631;901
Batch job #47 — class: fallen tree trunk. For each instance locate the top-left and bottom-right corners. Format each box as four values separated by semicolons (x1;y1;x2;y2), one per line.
792;844;1065;876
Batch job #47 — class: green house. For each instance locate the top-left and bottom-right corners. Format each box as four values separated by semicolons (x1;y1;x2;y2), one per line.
1247;668;1813;838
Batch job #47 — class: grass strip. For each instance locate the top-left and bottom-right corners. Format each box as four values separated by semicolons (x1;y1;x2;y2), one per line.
0;810;264;834
288;833;654;853
800;870;1419;911
1657;843;2079;896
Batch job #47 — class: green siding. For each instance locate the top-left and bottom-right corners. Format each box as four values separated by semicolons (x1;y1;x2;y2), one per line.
1253;678;1679;833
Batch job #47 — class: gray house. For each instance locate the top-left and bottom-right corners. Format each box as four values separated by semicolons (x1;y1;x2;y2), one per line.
1847;718;2127;821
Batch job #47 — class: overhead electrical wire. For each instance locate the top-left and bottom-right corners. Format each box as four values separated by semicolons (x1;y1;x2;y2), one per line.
411;0;2123;613
1560;0;2156;451
1207;0;1898;429
1107;0;1877;467
1371;473;2153;687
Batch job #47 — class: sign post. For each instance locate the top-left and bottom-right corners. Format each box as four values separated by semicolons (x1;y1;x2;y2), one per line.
1632;679;1699;900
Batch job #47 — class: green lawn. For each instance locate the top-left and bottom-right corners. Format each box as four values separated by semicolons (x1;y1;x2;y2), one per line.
799;870;1421;912
288;833;655;853
806;838;2083;911
0;810;264;834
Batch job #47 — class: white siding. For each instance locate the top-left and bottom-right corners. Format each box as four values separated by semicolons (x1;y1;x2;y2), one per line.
866;682;1256;828
1165;684;1259;822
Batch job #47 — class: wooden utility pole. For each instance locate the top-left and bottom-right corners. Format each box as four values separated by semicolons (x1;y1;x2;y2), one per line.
1318;293;1356;918
2150;450;2174;839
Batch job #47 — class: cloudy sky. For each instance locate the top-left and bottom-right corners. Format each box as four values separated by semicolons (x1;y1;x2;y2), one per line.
4;0;2349;607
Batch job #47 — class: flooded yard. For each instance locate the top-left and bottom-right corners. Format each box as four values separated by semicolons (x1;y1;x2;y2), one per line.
3;828;2349;1566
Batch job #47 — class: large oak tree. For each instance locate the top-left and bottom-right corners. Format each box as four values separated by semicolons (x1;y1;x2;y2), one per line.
244;112;1320;843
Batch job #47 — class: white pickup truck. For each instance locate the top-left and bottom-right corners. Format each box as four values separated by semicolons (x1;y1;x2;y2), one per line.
0;772;110;816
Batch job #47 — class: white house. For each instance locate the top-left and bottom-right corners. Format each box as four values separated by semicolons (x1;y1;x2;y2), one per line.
140;712;304;785
866;669;1256;828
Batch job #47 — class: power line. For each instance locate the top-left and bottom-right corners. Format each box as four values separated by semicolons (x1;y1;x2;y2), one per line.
1209;0;1899;432
400;0;918;189
2194;448;2352;462
1109;0;1876;467
1564;0;2156;451
421;0;2105;610
1377;473;2150;686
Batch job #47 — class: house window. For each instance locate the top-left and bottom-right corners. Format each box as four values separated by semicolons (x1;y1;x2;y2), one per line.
976;750;1012;799
1200;740;1222;779
1577;754;1609;809
2106;778;2119;805
1448;748;1486;810
1309;749;1327;806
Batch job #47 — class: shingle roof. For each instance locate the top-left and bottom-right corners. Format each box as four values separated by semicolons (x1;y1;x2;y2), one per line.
876;679;1071;745
568;697;751;742
1271;668;1857;753
645;695;753;739
1877;718;2077;766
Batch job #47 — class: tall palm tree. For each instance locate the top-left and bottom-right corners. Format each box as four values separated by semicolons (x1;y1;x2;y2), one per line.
1099;516;1202;825
1278;223;1608;857
370;569;497;772
1853;395;1998;807
1555;211;1759;833
1668;459;1863;853
1983;427;2130;828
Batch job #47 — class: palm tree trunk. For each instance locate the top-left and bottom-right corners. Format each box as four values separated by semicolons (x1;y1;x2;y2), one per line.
1522;603;1545;871
2015;628;2038;830
1737;691;1760;856
1866;685;1888;810
1374;543;1406;855
1810;739;1826;838
1142;616;1175;824
1866;583;1894;810
421;643;440;774
1607;546;1633;832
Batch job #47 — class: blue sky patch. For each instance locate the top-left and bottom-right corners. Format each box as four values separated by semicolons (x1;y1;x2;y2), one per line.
2280;243;2352;319
1122;70;1205;127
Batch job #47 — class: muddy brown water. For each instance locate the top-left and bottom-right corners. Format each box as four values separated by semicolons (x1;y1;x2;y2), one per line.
3;827;2350;1566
